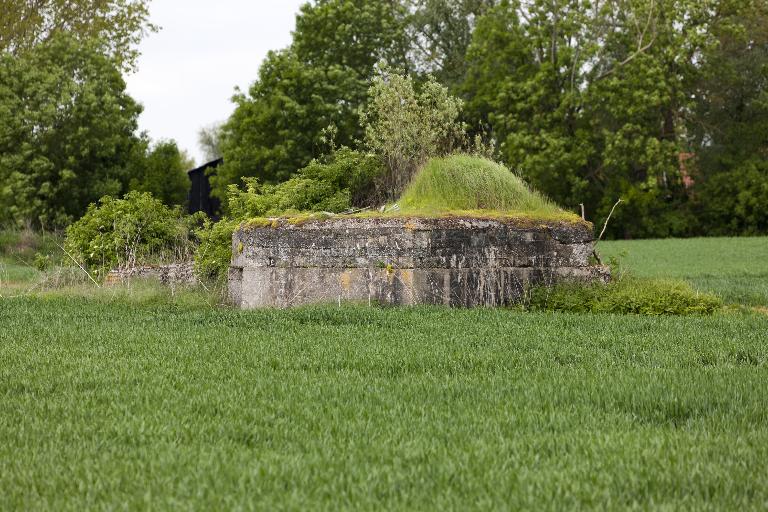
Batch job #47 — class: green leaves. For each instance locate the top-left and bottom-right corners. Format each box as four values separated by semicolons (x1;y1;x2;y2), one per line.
361;70;465;198
0;35;142;227
460;0;768;237
65;191;197;271
213;1;409;205
128;139;192;207
0;0;155;72
226;147;385;220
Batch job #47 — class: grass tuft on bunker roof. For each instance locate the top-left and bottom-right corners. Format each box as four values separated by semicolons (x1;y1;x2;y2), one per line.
396;155;570;220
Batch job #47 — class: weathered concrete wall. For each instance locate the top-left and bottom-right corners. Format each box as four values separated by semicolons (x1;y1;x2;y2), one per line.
229;216;608;308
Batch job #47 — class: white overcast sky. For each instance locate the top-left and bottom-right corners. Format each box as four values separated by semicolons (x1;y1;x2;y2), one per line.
125;1;306;165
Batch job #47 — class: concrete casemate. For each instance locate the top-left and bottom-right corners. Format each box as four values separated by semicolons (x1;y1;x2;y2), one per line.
229;216;609;308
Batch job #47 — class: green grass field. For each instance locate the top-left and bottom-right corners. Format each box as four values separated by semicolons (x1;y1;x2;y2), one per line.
1;236;767;509
600;237;768;306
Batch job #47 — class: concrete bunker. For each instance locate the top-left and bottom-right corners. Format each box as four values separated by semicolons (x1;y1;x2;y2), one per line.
229;215;608;308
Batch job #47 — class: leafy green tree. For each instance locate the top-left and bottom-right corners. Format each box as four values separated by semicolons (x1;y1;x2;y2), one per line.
0;34;143;227
463;0;596;215
0;0;155;71
213;0;409;203
129;139;193;207
293;0;409;73
687;0;768;235
458;0;768;237
212;49;361;197
406;0;498;90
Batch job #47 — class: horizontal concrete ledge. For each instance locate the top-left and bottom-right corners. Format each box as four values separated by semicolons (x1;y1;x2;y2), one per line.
238;215;595;241
230;215;608;308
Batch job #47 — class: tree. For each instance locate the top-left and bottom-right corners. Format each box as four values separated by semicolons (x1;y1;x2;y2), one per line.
129;139;193;207
406;0;498;90
198;122;224;162
687;0;768;235
213;0;409;203
0;34;143;227
212;49;364;198
459;0;768;237
293;0;409;74
463;0;597;215
462;0;742;237
0;0;155;71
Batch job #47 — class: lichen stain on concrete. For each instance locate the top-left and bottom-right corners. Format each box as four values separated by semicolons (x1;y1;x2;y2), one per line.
340;271;352;291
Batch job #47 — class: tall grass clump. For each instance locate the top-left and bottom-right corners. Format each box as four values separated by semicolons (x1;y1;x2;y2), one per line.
398;155;565;217
528;277;723;315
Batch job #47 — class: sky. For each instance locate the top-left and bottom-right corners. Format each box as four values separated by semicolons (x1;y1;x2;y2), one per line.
125;1;306;165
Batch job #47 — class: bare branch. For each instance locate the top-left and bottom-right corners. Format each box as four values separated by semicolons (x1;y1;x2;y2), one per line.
595;0;657;80
595;199;623;245
54;241;101;288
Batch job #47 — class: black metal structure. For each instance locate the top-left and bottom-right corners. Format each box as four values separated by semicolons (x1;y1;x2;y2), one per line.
187;158;222;219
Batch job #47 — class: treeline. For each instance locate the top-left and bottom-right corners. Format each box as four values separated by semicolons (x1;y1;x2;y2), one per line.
213;0;768;238
2;0;767;237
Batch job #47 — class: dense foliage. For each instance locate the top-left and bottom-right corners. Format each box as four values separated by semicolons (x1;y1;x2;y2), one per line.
196;148;386;280
193;217;238;282
0;0;155;72
129;139;194;207
211;0;409;202
65;191;198;271
227;148;385;219
461;0;768;237
0;35;143;227
362;71;464;198
211;0;767;237
406;0;498;89
2;0;766;239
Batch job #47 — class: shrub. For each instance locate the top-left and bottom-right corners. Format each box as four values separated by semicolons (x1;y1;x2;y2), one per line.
33;253;51;271
193;218;238;282
695;158;768;236
361;70;465;199
398;155;564;216
227;147;385;219
65;191;201;272
0;35;143;228
528;277;723;316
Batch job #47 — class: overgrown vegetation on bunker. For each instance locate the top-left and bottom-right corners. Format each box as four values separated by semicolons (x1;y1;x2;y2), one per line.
397;155;566;219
